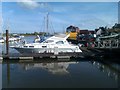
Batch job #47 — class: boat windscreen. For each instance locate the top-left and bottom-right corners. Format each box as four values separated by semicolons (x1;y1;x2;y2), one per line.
43;40;54;43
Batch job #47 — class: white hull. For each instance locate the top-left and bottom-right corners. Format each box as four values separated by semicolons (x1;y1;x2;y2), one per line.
14;47;81;54
3;37;21;42
0;39;4;43
9;37;20;42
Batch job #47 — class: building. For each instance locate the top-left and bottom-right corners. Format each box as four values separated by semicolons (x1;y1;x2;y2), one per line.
77;30;95;42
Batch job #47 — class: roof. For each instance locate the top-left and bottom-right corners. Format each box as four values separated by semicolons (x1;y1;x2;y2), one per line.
80;30;89;34
54;34;70;39
89;31;95;34
99;34;119;39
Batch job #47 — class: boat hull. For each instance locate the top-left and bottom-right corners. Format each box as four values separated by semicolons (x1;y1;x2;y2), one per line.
0;39;4;43
13;47;82;54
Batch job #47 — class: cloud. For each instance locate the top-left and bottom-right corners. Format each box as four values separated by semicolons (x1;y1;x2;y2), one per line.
17;0;53;13
2;0;120;2
17;0;40;9
53;7;68;13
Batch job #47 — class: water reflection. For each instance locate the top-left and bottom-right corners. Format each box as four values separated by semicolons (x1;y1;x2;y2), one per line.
90;60;120;81
4;59;120;77
3;59;119;88
20;61;78;75
6;61;10;87
0;41;20;54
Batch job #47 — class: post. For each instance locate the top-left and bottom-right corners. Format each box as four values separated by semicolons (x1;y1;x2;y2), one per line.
117;39;119;48
7;61;10;87
109;40;112;48
6;30;9;55
98;41;100;48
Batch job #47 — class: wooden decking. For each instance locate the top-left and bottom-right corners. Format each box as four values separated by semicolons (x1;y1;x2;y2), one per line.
0;46;120;62
0;47;100;61
1;52;84;60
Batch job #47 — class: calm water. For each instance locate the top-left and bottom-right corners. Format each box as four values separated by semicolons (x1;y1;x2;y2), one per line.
1;36;120;88
2;59;120;88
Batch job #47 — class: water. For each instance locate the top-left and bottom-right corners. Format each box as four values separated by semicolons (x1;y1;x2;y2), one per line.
1;36;120;88
2;60;119;88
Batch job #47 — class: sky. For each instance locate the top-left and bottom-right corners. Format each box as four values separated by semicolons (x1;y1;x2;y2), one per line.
1;1;118;33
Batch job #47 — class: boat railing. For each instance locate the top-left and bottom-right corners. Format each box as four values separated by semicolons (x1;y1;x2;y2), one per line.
11;39;27;47
94;39;120;48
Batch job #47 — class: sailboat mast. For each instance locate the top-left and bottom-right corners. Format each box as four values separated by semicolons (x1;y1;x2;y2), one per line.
46;12;49;34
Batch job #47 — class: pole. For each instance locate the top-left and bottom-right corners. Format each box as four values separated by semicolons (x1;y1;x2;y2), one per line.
6;30;9;55
46;12;49;35
118;1;120;24
7;61;10;87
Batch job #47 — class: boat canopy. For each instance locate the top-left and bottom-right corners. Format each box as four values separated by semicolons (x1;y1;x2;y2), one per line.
54;34;70;39
99;34;119;39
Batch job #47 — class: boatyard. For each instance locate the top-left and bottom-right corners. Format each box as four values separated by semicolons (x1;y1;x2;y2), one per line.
1;24;119;88
1;1;120;89
0;23;120;61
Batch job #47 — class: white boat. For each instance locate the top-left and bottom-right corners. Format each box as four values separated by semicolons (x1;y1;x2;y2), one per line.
11;34;82;54
13;34;24;40
0;37;4;43
9;37;18;42
19;35;24;38
0;31;4;43
3;36;21;42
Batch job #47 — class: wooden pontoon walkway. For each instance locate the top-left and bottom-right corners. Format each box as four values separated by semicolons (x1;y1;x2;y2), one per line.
0;52;85;60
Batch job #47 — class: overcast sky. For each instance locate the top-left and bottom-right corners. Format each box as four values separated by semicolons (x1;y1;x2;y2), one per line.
2;1;118;33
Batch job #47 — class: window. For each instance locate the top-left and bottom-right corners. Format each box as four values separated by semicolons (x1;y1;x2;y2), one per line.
29;46;34;48
43;40;54;43
24;46;28;47
56;41;64;44
42;46;47;48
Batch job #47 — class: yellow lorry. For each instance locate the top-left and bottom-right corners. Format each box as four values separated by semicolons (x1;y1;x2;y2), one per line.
66;25;79;40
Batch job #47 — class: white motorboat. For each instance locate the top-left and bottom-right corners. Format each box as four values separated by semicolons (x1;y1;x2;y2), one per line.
12;34;24;40
0;37;18;43
19;35;24;38
0;37;4;43
11;34;82;54
3;36;21;42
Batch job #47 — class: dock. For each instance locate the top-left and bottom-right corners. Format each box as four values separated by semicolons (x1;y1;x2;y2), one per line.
1;52;85;61
67;33;120;58
0;47;102;61
1;42;119;62
1;46;119;62
1;29;120;62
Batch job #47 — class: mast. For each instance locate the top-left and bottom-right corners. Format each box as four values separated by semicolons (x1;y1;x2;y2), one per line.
118;1;120;24
46;12;49;34
44;12;54;35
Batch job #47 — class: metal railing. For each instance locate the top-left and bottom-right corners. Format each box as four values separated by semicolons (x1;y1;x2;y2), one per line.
94;39;120;48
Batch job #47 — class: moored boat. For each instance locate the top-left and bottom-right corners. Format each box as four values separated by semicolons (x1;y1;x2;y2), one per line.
0;37;4;43
10;34;82;54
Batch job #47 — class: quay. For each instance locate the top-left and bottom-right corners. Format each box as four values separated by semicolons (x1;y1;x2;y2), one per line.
1;30;89;61
1;47;112;61
1;52;85;61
